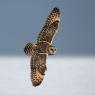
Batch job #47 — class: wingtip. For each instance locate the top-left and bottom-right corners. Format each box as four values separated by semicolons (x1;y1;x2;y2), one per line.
53;7;60;13
32;78;43;87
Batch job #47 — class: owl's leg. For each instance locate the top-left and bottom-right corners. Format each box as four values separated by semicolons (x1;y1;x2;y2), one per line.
48;45;57;55
24;42;36;56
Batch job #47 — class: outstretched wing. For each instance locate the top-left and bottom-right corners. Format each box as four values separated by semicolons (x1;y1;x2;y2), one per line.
37;7;60;44
30;52;47;86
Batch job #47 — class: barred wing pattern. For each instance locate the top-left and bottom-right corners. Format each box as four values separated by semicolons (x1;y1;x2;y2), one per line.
37;7;60;44
31;53;47;86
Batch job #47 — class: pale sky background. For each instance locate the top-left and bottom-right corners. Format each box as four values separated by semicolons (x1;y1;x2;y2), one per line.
0;0;95;56
0;57;95;95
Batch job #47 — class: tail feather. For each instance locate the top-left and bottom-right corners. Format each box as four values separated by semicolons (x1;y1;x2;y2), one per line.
24;43;34;56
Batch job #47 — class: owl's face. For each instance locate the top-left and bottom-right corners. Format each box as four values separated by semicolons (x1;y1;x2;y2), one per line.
48;46;57;55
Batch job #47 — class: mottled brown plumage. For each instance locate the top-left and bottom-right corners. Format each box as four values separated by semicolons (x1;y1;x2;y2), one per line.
37;7;60;44
24;42;36;56
24;7;60;86
30;53;47;86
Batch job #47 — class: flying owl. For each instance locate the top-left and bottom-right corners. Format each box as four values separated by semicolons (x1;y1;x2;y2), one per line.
24;7;60;87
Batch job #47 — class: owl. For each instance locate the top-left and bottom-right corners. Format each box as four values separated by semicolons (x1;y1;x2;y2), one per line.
24;7;60;87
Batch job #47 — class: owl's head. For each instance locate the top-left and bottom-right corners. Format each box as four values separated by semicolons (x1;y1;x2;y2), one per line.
48;46;57;55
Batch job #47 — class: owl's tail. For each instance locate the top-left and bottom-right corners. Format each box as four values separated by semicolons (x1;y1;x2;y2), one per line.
24;42;35;56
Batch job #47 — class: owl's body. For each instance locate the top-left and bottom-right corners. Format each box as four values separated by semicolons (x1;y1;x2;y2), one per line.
24;7;60;86
24;41;56;55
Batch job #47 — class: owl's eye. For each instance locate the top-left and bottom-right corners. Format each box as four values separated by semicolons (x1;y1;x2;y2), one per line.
51;48;53;51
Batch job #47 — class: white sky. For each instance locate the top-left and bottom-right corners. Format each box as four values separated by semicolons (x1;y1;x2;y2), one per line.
0;56;95;95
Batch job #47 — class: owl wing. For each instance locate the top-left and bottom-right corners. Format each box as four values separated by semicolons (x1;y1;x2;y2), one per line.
37;7;60;44
30;52;47;86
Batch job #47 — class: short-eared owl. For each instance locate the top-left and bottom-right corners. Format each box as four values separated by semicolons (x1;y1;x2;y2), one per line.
24;7;60;87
